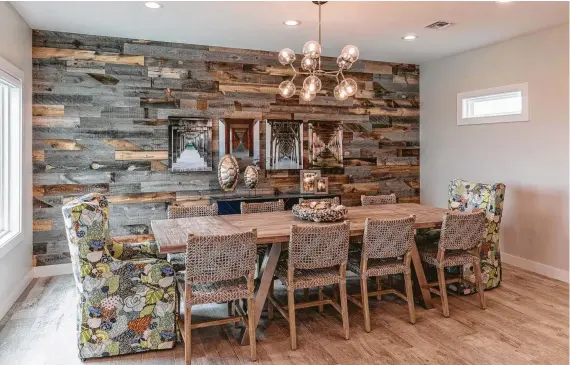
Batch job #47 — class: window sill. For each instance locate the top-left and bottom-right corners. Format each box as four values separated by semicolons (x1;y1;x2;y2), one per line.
0;231;23;261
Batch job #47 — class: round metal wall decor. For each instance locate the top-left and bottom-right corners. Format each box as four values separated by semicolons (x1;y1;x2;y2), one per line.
218;154;240;192
243;165;259;189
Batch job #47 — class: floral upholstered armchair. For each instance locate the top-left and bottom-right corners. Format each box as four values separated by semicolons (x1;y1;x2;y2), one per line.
417;179;506;294
62;193;176;360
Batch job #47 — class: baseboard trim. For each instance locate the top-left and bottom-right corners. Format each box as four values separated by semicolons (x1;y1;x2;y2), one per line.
33;263;73;278
502;253;569;283
0;269;32;321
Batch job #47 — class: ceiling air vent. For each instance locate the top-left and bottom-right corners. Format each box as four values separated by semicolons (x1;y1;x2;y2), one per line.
425;21;453;30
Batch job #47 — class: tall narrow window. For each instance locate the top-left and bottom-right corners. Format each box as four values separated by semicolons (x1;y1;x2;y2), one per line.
457;82;529;125
0;56;23;250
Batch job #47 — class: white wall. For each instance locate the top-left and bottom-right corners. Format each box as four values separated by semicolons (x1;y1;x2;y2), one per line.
420;23;569;281
0;3;33;319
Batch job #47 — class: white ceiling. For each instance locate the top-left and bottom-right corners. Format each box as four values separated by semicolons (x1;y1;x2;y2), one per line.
12;1;569;64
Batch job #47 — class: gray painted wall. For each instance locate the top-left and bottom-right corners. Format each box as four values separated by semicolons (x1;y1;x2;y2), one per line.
420;23;569;276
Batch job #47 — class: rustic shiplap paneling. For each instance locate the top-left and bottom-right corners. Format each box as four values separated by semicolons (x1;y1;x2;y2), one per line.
32;30;420;268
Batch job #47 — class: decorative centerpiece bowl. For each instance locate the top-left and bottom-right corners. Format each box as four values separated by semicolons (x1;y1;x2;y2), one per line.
292;201;348;223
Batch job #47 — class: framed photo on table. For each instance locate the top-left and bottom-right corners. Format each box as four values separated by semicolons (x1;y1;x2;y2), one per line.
314;177;329;194
300;170;321;194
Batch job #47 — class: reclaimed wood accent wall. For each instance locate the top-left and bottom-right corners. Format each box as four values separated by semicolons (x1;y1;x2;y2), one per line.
31;30;420;268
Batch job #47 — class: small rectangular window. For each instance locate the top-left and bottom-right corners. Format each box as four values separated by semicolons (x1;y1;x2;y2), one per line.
457;82;528;125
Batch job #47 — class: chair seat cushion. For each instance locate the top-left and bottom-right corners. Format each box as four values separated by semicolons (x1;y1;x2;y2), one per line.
419;245;476;268
275;261;341;289
347;252;409;278
167;253;186;272
175;273;250;305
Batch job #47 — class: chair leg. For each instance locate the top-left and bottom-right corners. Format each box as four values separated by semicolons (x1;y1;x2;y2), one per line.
436;266;450;317
288;289;297;350
339;281;350;339
474;260;486;310
228;301;233;317
184;304;192;365
318;286;324;313
403;271;416;324
360;277;371;333
248;296;257;361
268;279;274;320
376;276;382;300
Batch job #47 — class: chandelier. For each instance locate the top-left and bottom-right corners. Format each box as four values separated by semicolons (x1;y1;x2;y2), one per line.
277;1;359;102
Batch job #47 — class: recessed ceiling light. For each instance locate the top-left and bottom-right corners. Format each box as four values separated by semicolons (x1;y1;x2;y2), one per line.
402;34;418;41
145;2;163;9
283;20;301;26
495;0;512;2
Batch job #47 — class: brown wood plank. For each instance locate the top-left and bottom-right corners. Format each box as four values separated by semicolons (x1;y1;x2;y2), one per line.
107;192;176;204
32;47;144;65
32;220;53;232
32;104;64;117
115;150;168;160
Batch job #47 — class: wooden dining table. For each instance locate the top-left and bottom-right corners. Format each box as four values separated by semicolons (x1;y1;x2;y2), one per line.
151;203;449;345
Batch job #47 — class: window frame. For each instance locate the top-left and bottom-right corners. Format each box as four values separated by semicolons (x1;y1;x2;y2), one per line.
457;82;529;126
0;55;24;256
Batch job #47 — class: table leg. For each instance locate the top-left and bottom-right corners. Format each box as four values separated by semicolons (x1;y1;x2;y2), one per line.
240;242;282;345
410;242;434;309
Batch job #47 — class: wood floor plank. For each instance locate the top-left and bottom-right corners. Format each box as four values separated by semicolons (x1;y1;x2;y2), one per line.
0;265;567;365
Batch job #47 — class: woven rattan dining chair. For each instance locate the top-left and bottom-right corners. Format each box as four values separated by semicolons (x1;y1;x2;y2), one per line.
361;193;397;206
298;196;340;205
268;221;351;350
166;204;218;272
241;199;285;277
177;230;258;364
240;199;285;214
418;210;487;317
347;216;416;332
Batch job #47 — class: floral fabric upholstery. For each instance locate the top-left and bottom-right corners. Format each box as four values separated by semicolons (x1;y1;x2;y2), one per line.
61;193;176;360
418;179;505;294
448;179;505;292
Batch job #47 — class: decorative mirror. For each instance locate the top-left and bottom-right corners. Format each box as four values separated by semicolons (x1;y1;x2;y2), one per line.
168;117;213;172
265;119;303;170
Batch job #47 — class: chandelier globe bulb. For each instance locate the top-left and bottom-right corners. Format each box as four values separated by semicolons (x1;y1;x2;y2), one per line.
278;48;296;65
279;80;296;98
340;78;357;96
303;40;321;59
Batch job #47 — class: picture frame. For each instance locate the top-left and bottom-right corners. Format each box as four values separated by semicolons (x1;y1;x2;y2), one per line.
265;119;303;170
300;170;321;194
168;117;213;172
314;177;329;194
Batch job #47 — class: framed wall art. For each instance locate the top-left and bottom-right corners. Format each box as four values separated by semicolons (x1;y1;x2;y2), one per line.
308;121;343;171
168;117;213;172
265;119;303;170
300;170;321;194
218;118;260;170
314;177;329;194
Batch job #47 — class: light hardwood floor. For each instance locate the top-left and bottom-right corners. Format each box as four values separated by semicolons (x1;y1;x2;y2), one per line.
0;264;567;365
